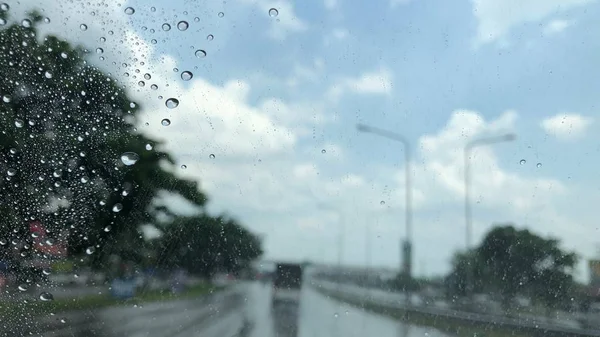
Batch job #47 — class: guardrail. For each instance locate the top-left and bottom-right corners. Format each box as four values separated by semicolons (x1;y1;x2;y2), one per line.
313;280;600;337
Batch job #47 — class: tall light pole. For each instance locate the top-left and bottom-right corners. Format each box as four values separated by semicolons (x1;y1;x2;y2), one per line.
356;123;413;279
464;133;516;297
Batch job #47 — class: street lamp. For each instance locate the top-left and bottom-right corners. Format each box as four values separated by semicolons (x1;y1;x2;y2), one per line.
356;123;413;280
464;133;516;296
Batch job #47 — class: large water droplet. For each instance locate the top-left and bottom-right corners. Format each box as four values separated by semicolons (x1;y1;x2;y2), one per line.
536;162;542;168
80;24;88;31
162;23;171;31
44;71;53;79
218;12;224;18
181;71;193;81
18;284;28;292
6;168;16;176
519;159;526;165
15;119;24;128
195;49;207;58
42;268;51;276
0;18;6;26
181;165;187;169
151;84;158;90
0;3;10;11
39;292;54;302
207;34;214;41
96;47;104;54
269;8;279;17
321;149;326;154
177;21;189;31
124;7;135;15
21;19;32;28
86;247;96;255
121;152;140;166
165;98;179;109
112;203;123;212
209;154;216;159
161;119;171;126
380;200;385;205
144;73;151;80
145;143;153;151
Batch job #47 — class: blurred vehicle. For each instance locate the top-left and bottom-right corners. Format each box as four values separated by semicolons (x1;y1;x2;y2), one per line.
272;263;303;305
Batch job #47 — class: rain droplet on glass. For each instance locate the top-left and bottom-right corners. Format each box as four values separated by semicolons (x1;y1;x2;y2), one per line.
209;154;215;159
165;98;179;109
145;144;153;151
218;12;224;17
269;8;279;17
161;118;171;126
112;203;123;212
80;24;88;31
207;34;214;41
536;163;542;168
144;73;151;80
21;19;32;28
195;49;207;58
121;152;140;166
181;165;187;169
177;21;189;31
519;159;526;165
181;71;193;81
85;247;95;255
162;23;171;31
39;292;54;302
124;7;135;15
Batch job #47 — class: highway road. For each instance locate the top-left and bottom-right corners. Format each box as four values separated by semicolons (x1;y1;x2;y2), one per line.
2;281;452;337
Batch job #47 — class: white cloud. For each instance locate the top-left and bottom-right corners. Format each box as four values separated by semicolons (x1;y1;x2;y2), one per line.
471;0;595;45
543;19;573;35
327;68;393;102
540;113;593;140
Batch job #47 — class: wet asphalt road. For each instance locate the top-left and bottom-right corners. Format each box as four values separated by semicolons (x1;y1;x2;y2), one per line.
4;281;452;337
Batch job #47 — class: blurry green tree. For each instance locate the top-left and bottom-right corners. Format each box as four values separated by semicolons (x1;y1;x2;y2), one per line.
0;11;261;275
445;224;577;311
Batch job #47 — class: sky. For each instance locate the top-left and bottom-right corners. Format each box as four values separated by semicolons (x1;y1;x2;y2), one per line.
5;0;600;280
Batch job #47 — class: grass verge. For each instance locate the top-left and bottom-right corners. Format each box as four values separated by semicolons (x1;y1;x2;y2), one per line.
0;282;222;318
317;288;537;337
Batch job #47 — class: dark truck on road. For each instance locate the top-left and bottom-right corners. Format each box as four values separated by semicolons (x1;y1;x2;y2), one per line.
272;263;303;306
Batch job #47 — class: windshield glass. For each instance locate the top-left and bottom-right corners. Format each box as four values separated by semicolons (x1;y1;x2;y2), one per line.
1;1;599;337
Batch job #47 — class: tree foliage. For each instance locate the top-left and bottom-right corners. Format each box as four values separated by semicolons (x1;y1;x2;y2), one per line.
0;12;225;270
155;215;263;277
445;224;577;309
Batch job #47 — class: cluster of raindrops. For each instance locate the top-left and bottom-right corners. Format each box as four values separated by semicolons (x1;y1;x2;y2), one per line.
0;6;156;308
519;159;543;168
